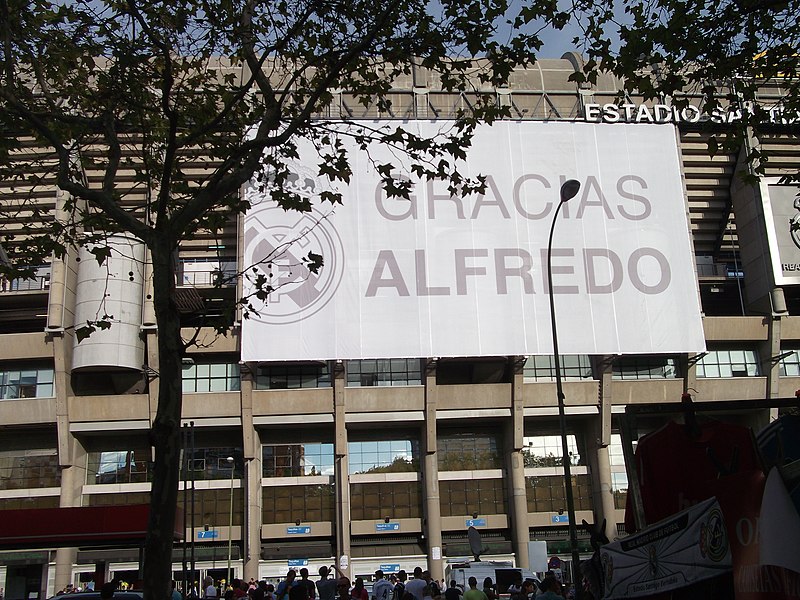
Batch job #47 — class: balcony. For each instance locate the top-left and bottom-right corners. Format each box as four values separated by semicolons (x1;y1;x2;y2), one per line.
177;259;236;287
0;266;50;293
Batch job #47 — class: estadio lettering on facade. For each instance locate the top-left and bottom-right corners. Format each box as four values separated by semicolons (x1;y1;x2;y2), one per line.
584;102;799;125
241;121;705;361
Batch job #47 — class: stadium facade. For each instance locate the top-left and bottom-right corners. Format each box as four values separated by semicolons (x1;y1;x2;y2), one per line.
1;54;799;598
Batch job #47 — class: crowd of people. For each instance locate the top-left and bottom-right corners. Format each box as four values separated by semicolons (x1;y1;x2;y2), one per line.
194;566;569;600
52;567;568;600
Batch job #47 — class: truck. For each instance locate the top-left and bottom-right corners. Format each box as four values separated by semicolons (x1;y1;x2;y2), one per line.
443;561;540;595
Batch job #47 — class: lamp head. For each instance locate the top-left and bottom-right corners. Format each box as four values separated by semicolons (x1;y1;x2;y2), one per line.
226;456;234;463
559;179;581;203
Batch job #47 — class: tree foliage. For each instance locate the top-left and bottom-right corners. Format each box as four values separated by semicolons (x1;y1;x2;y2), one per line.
0;1;568;599
566;0;800;180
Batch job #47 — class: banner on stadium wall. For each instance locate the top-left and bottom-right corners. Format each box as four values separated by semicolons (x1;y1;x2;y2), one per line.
241;121;706;361
601;498;732;599
761;181;800;285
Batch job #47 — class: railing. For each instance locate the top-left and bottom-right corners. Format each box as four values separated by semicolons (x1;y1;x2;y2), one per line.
0;266;51;293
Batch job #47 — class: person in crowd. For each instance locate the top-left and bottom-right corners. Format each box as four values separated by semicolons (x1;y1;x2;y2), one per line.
203;577;218;599
372;570;393;600
289;583;309;600
404;569;425;600
443;581;461;600
393;572;407;600
480;579;495;600
298;569;316;600
336;578;351;600
536;578;562;600
350;578;368;600
462;578;486;600
276;571;298;600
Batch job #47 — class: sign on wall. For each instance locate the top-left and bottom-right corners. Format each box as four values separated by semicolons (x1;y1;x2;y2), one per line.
242;121;705;361
761;181;800;285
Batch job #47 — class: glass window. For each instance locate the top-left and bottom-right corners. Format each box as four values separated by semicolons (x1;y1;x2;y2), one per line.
523;434;581;467
612;356;680;380
255;363;331;389
696;349;760;378
525;474;593;512
523;355;594;381
262;484;334;524
262;443;334;477
351;481;422;520
611;472;628;510
184;447;242;480
0;452;60;490
0;364;54;399
439;479;507;517
348;440;419;474
438;433;502;470
779;350;800;377
88;449;152;484
346;359;422;387
182;361;240;393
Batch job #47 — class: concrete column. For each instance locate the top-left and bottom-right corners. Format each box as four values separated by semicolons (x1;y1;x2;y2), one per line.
423;360;443;581
241;367;261;582
333;362;351;580
55;439;86;591
507;357;529;569
592;356;616;543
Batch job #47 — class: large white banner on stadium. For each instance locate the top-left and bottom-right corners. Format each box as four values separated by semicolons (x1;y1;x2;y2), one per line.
241;121;705;361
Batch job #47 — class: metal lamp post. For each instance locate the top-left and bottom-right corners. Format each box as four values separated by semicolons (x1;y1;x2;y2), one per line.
547;179;583;594
226;456;235;589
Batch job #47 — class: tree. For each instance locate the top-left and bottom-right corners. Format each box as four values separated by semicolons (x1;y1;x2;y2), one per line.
566;0;799;180
0;1;566;599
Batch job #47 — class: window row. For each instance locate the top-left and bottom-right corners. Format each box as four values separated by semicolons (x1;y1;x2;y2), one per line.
8;348;800;402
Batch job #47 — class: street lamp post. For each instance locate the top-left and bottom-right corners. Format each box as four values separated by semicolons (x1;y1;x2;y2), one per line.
547;179;582;595
226;456;235;589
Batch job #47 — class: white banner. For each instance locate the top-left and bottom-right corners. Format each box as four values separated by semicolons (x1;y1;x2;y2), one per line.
601;498;732;599
242;121;705;361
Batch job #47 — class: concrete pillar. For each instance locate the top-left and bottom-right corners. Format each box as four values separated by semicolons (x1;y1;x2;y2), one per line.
423;360;443;581
55;441;86;591
593;356;617;543
241;367;261;582
333;362;351;580
507;358;530;568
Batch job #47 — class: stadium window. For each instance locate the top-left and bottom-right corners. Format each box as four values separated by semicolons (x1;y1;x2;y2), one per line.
438;432;502;470
612;356;680;380
347;439;419;474
0;450;60;490
522;434;582;467
345;359;422;387
255;362;331;389
262;443;334;477
182;360;240;393
779;349;800;377
696;349;760;378
88;449;152;484
523;355;594;382
0;363;54;399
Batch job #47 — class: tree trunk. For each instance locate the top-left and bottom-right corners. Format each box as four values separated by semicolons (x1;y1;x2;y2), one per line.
142;236;184;600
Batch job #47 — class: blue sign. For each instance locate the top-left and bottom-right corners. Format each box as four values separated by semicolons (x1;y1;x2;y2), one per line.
465;518;487;527
376;522;400;531
287;526;311;535
551;515;570;524
197;530;219;539
379;564;400;573
288;559;309;567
